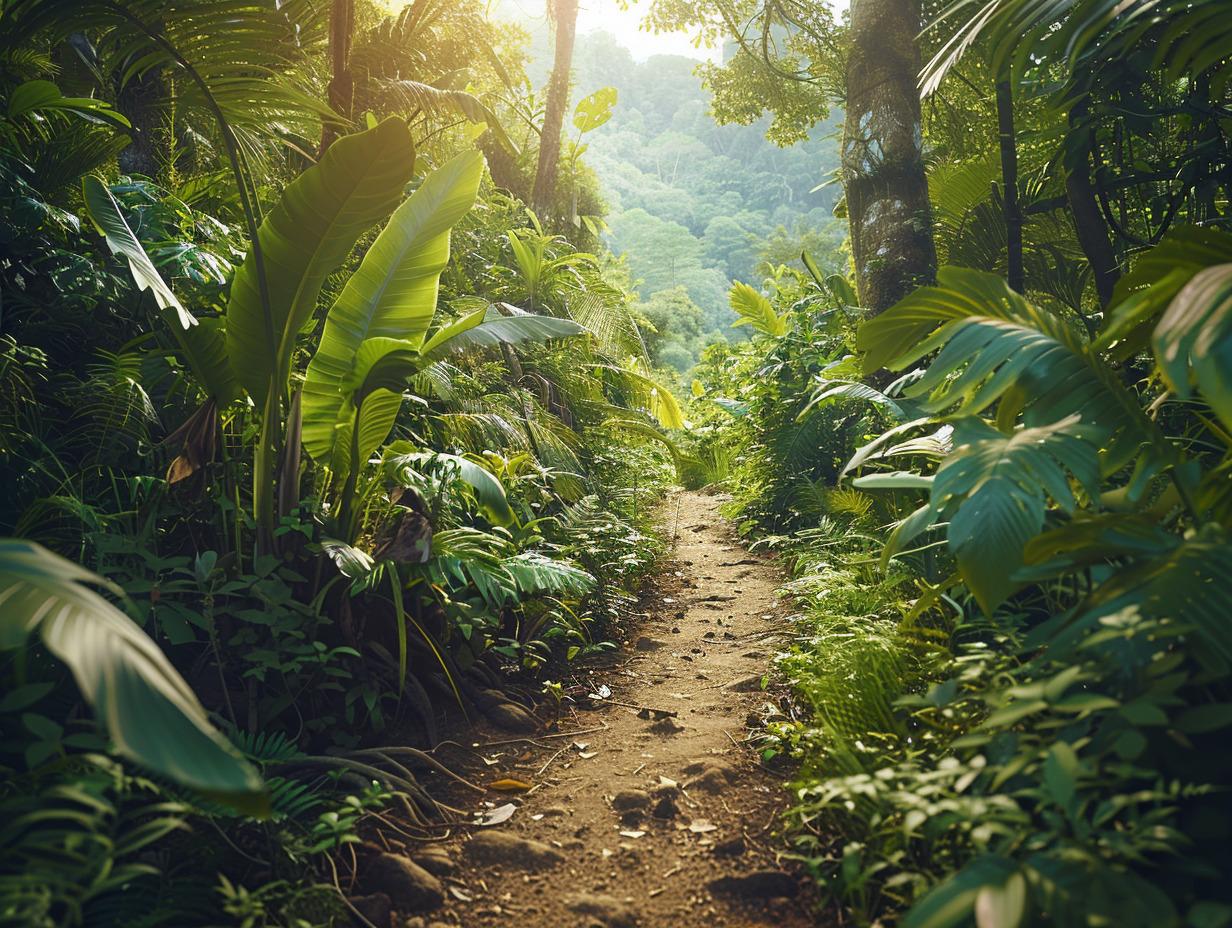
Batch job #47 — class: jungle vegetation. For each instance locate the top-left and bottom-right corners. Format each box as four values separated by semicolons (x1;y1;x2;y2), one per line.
3;0;1232;926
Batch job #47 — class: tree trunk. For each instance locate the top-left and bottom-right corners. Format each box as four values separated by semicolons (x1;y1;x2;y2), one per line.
531;0;579;219
115;64;167;178
996;73;1023;293
480;134;531;202
1064;100;1120;307
319;0;354;156
840;0;936;315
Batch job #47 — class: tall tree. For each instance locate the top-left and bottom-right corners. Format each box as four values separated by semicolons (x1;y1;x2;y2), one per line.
841;0;936;315
532;0;579;218
319;0;355;155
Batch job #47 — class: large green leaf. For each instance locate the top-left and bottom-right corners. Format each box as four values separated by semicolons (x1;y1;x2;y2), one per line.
857;266;1025;372
932;416;1101;614
1099;228;1232;359
420;305;587;360
326;311;584;487
0;539;266;815
300;149;483;470
503;553;596;597
9;79;130;129
573;86;618;133
1151;264;1232;432
83;177;239;404
226;117;418;407
590;363;685;429
83;176;194;331
861;267;1172;480
902;855;1023;928
1038;527;1232;668
384;447;515;527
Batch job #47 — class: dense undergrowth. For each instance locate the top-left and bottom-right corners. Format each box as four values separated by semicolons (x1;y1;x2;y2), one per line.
0;1;679;923
690;236;1232;928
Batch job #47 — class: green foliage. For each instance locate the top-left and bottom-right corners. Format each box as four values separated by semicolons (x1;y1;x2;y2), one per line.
729;280;787;336
780;234;1232;925
0;755;192;928
0;539;266;813
227;117;418;409
301;148;484;485
0;3;682;920
686;266;882;531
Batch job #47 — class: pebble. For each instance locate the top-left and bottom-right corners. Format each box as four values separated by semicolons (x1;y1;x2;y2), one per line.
611;789;651;812
682;760;737;781
466;832;564;870
484;701;539;731
652;795;679;819
724;674;765;693
649;717;685;735
707;870;799;899
410;848;456;877
684;767;730;794
562;893;640;928
365;854;444;913
349;893;391;928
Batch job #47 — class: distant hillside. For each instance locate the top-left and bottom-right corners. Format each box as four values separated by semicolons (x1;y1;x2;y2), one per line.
517;27;844;369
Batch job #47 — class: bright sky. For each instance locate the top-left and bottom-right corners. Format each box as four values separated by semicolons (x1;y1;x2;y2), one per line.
493;0;722;62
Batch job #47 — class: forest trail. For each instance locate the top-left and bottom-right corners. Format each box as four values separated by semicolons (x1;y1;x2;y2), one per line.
372;490;816;928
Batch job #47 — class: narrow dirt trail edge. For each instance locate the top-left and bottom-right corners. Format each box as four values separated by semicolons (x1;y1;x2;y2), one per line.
372;490;816;928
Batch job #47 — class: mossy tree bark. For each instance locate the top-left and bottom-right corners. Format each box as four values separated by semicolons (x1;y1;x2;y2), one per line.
115;64;167;178
841;0;936;315
531;0;578;219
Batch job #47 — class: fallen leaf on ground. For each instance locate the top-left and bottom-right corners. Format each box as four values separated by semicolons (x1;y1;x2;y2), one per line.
579;751;598;759
489;778;533;791
689;819;718;833
619;830;646;838
475;803;517;826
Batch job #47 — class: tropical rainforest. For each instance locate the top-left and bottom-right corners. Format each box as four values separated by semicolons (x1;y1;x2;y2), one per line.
2;0;1232;927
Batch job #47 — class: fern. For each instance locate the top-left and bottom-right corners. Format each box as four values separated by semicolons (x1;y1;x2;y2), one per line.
730;280;788;337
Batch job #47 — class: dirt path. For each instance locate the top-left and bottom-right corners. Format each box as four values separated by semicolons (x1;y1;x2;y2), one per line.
364;491;815;928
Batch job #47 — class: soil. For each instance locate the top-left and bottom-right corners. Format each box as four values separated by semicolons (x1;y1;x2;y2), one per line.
359;490;817;928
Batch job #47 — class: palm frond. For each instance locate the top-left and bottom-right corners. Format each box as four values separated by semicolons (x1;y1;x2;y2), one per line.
567;289;649;361
591;363;684;429
859;267;1174;481
935;415;1100;614
502;553;595;598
